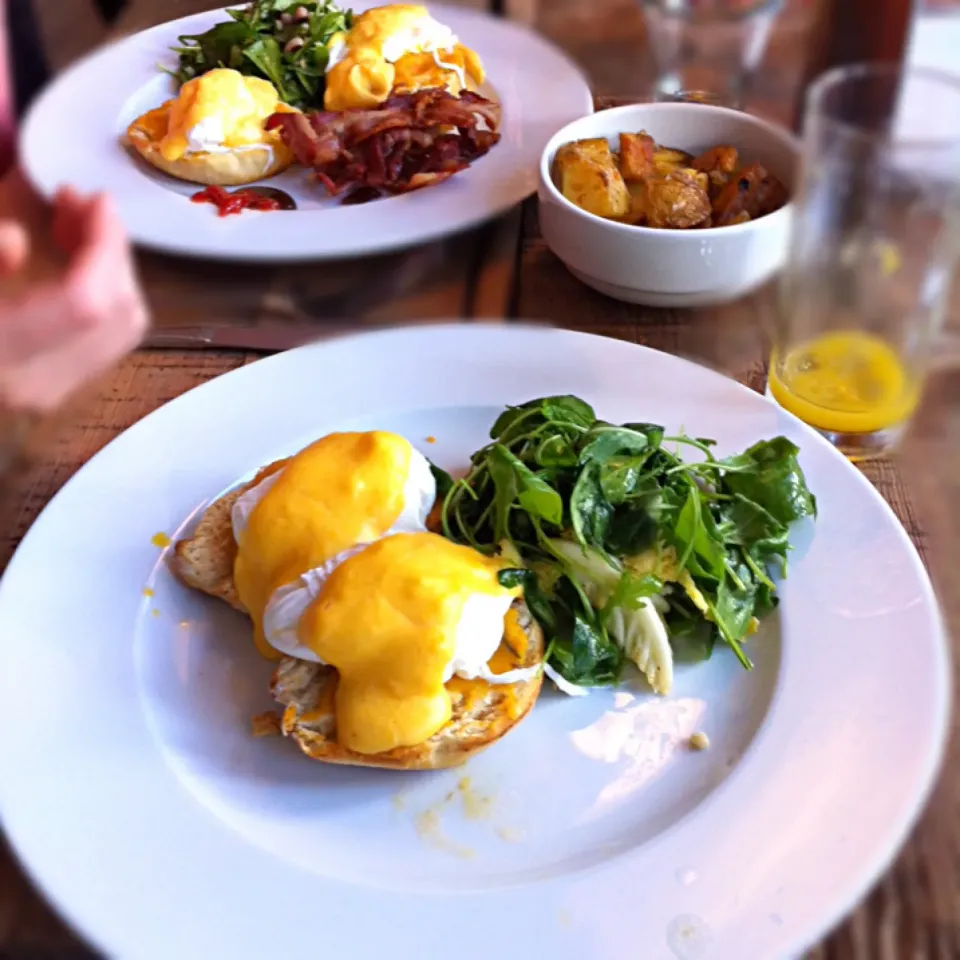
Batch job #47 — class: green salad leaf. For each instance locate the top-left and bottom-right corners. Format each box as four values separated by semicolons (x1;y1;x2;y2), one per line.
170;0;352;109
440;396;817;692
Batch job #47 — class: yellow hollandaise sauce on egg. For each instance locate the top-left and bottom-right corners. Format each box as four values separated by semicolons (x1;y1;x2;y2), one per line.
157;69;282;162
299;532;521;755
324;4;485;110
233;431;436;658
126;68;296;185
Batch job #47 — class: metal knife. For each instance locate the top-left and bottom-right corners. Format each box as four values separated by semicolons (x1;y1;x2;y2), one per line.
142;324;357;352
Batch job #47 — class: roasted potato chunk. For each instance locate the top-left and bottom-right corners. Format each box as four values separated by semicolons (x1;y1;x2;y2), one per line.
691;145;739;174
652;146;693;176
619;132;657;181
622;180;649;225
554;131;787;230
712;162;788;226
679;167;710;194
554;141;630;220
574;137;617;164
642;172;711;229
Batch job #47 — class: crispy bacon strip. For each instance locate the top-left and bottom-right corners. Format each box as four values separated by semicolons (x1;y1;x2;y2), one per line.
266;89;502;202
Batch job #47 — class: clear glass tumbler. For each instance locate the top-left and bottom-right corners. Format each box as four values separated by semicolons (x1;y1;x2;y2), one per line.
641;0;783;108
768;64;960;461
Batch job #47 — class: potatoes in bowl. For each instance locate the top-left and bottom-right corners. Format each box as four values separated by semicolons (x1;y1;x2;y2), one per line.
552;132;788;230
538;102;800;308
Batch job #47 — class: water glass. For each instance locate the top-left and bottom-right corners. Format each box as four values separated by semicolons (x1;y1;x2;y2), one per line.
640;0;783;108
768;64;960;460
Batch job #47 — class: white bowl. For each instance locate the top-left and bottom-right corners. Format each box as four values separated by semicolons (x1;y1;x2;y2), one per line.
538;102;800;308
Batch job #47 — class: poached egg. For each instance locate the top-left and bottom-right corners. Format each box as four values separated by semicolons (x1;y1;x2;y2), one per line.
159;69;285;161
323;4;485;110
295;531;535;754
232;430;435;657
126;69;296;185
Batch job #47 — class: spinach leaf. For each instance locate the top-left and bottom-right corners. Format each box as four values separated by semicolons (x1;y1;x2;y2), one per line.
604;504;657;556
243;35;287;93
579;425;649;466
497;568;527;589
717;494;791;576
572;615;622;684
570;463;613;548
535;433;579;468
497;568;556;631
542;396;596;428
622;422;665;449
550;613;622;686
670;487;726;580
488;444;563;528
490;403;544;442
487;445;519;542
712;578;757;647
489;396;594;443
720;438;817;525
697;553;757;668
429;462;454;502
667;615;716;663
175;21;254;69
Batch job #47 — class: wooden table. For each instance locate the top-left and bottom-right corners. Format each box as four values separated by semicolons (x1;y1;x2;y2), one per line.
3;1;960;957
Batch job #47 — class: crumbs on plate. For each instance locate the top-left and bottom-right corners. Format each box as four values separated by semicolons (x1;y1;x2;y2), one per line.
251;711;282;738
688;731;710;751
151;532;171;548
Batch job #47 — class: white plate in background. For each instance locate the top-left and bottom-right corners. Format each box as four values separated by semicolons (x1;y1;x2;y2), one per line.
19;4;592;261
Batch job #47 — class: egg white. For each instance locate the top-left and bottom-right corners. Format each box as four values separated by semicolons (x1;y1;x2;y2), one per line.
326;12;463;79
185;115;273;157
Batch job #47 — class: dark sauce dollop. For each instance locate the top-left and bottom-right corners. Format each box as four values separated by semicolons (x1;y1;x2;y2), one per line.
191;185;296;216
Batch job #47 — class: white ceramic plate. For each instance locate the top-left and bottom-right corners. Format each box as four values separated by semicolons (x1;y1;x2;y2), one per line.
19;4;592;261
0;325;948;960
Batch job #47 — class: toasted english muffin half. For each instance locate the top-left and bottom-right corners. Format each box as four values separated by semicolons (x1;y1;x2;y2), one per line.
270;600;544;770
171;459;445;610
125;102;296;186
171;460;287;611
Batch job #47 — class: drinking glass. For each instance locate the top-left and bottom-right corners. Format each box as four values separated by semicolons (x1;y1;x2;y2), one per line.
768;64;960;461
640;0;783;108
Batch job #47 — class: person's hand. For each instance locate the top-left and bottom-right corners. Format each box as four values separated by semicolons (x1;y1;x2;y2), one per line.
0;184;148;412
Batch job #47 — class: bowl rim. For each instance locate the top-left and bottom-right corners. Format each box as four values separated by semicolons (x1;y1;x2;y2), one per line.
538;101;800;240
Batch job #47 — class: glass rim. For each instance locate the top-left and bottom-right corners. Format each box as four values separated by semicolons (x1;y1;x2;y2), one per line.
806;62;960;150
641;0;782;22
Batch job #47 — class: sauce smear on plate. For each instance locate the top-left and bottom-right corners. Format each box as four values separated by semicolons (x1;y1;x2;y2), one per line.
191;185;295;216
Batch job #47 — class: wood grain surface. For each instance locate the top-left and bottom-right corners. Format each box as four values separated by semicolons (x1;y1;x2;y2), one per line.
2;0;959;957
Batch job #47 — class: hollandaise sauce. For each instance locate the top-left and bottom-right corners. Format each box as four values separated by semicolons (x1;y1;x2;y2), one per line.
158;69;281;162
323;4;484;111
234;431;418;657
299;532;518;755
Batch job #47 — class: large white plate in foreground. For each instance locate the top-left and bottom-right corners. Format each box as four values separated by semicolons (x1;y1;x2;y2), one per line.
0;326;948;959
20;4;592;261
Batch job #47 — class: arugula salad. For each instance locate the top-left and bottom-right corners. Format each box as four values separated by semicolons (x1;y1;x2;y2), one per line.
170;0;352;109
436;396;817;696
